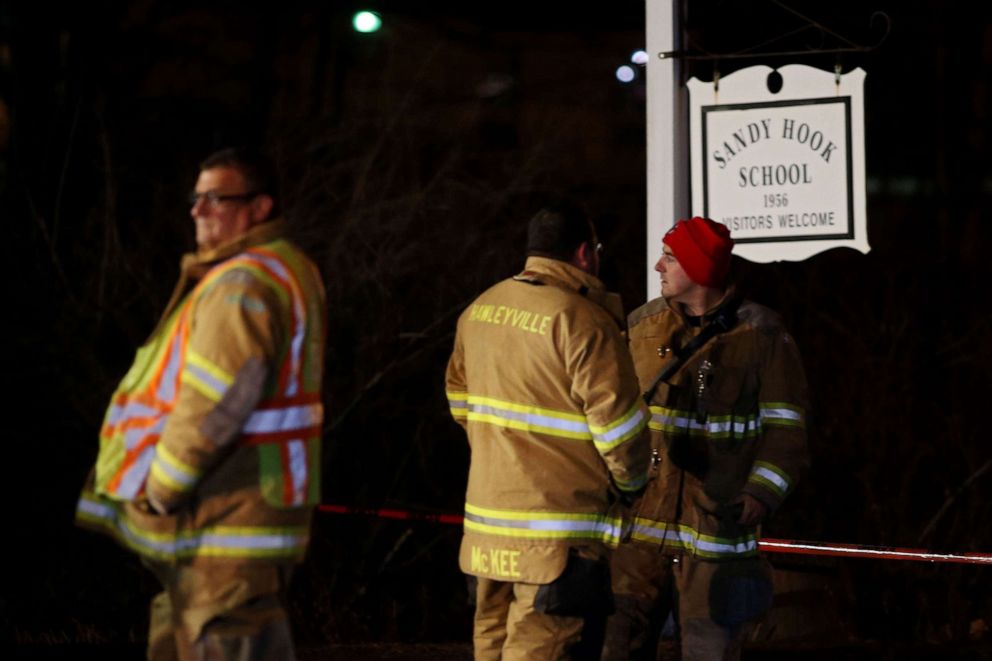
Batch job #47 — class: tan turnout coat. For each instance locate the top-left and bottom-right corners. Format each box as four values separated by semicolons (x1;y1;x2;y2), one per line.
626;293;809;559
446;256;651;584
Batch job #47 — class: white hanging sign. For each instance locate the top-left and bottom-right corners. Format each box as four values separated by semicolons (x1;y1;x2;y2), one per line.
688;64;869;262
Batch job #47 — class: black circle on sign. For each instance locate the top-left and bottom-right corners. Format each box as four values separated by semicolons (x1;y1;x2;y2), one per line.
766;70;783;94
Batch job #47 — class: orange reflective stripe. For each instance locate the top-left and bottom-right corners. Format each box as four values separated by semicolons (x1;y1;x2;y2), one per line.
241;426;322;445
256;392;322;407
148;315;190;407
102;414;160;436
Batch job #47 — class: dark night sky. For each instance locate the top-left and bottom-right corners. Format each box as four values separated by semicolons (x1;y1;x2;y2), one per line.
3;0;992;650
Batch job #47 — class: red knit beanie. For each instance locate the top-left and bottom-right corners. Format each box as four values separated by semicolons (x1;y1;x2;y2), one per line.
662;216;733;287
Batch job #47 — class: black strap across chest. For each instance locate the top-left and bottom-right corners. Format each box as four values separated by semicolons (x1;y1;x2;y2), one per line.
641;298;742;404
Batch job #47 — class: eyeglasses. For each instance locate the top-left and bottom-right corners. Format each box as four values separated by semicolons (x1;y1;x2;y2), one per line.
188;190;258;207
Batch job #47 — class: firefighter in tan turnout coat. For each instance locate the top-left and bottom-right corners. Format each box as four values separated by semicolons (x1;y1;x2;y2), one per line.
76;148;325;660
601;216;810;661
446;204;651;660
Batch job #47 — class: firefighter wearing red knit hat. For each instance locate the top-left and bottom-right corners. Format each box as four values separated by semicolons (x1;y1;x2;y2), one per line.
601;217;811;661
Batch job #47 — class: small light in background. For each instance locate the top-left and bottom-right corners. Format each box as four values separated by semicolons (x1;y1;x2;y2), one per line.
631;49;649;65
616;65;637;84
352;11;382;33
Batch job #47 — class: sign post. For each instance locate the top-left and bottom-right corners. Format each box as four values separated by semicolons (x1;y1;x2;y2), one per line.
645;0;688;299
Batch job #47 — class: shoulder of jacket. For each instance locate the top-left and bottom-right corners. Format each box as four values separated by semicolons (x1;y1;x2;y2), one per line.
198;256;284;307
211;260;269;289
627;297;670;331
736;300;785;335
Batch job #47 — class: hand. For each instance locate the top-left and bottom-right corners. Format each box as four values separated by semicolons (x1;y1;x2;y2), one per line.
138;490;171;516
147;493;171;515
736;493;768;526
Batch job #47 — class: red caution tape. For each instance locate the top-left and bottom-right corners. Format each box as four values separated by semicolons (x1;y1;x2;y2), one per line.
318;505;992;565
758;538;992;565
317;504;464;526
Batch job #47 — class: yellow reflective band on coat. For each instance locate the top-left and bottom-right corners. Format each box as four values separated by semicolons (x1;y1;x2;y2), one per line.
630;519;760;558
180;350;234;402
463;395;593;441
464;502;622;545
446;391;468;419
748;460;791;497
589;401;648;452
149;443;202;493
75;493;309;561
759;401;805;428
648;406;761;439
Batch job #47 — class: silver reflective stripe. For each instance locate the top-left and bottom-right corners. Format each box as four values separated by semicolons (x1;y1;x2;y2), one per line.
177;531;306;553
466;511;620;539
631;524;758;555
114;446;156;499
468;403;590;435
651;410;707;432
156;332;184;403
152;448;197;490
106;401;160;427
285;304;305;398
287;439;308;506
448;397;468;411
760;407;802;421
650;410;759;436
751;465;789;492
707;418;760;435
124;418;166;450
696;536;759;555
78;496;115;520
243;403;324;434
78;495;307;556
183;362;230;399
593;406;646;448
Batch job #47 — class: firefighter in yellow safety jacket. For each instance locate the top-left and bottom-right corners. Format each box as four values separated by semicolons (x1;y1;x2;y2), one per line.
76;148;326;660
446;203;651;660
600;217;810;661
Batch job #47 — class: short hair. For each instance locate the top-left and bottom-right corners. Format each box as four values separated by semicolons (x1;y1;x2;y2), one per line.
525;202;596;261
200;147;280;216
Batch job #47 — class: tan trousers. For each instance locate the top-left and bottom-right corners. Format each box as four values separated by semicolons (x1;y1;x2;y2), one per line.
475;578;586;660
601;545;771;661
144;560;296;661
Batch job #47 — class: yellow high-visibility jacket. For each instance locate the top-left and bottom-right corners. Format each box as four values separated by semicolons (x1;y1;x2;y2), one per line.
446;256;650;584
76;220;326;574
626;292;810;559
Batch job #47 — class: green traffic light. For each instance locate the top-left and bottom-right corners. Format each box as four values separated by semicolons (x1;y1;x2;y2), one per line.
352;11;382;33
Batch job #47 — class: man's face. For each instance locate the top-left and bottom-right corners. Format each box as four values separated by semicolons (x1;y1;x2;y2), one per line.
189;166;257;250
655;243;695;302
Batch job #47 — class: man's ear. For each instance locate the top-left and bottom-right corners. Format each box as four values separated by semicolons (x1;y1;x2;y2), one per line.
571;241;594;273
251;194;275;223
